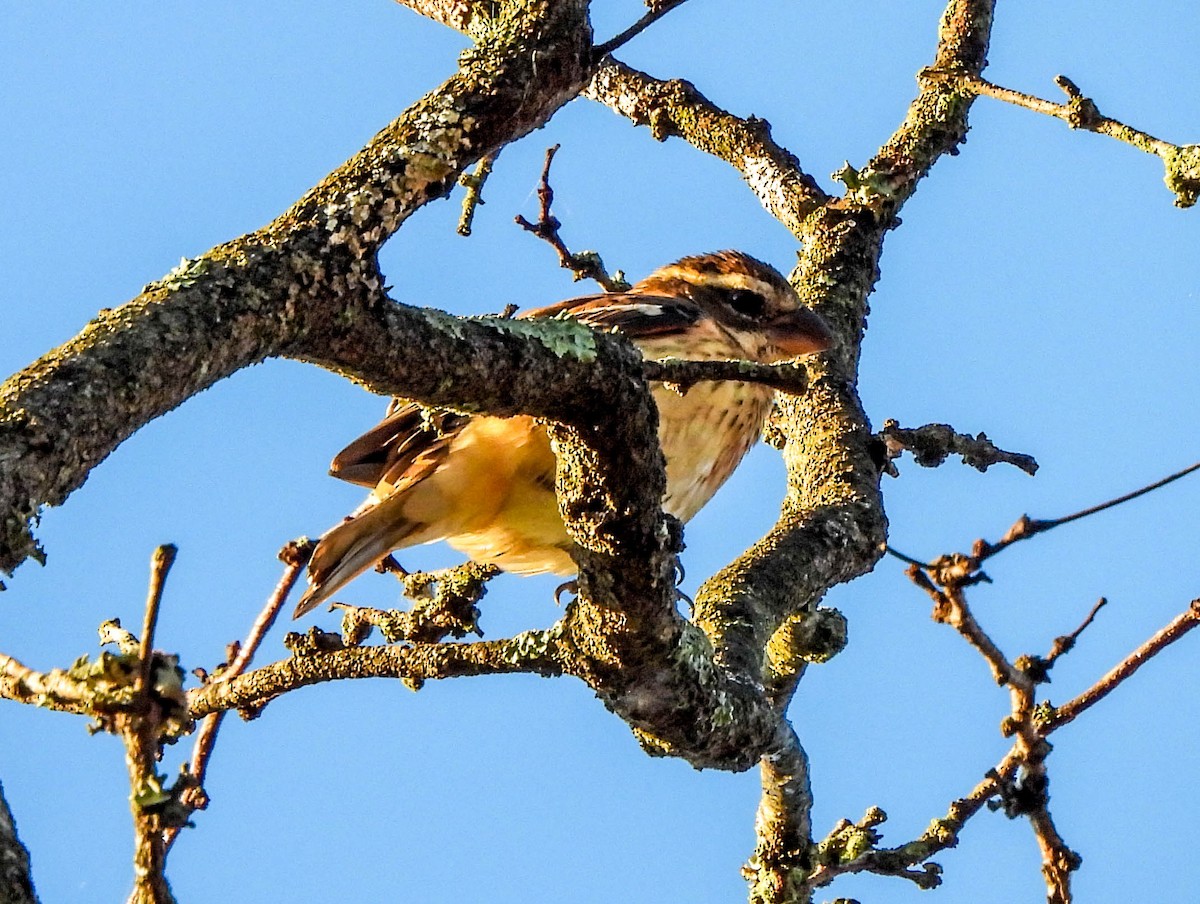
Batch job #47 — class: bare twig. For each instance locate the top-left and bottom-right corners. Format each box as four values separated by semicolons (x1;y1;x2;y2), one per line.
137;545;177;696
878;420;1038;476
1043;598;1108;668
906;566;1016;686
165;539;313;852
594;0;690;57
923;69;1200;208
1044;599;1200;733
1010;460;1200;539
882;545;933;569
457;151;498;237
122;546;187;904
815;585;1198;900
895;461;1200;573
904;531;1089;901
514;145;629;291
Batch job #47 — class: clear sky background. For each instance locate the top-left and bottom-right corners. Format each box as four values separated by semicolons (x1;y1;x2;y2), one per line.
2;2;1198;902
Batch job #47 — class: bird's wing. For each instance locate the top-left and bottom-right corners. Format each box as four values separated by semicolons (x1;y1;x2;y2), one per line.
522;292;702;338
329;403;467;489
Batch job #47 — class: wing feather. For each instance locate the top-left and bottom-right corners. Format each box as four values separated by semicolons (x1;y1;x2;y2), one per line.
521;292;701;338
329;403;466;488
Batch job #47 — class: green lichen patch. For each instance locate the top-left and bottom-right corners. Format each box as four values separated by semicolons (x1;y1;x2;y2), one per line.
474;315;599;363
1163;144;1200;208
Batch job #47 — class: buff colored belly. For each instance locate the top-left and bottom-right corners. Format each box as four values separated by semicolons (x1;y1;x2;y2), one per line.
432;380;773;575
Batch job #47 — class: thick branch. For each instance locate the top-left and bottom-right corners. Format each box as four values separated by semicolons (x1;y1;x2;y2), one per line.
743;725;815;904
694;0;996;684
0;0;595;579
0;653;101;716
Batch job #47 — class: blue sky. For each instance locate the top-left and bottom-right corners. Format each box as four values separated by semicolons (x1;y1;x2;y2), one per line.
2;2;1198;902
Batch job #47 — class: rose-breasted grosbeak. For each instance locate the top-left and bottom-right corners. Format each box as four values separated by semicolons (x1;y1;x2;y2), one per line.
294;250;832;617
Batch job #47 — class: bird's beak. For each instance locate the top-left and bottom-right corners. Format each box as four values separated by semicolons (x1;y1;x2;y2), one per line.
766;307;834;358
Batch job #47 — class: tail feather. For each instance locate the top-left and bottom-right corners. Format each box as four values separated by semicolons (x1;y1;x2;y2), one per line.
293;505;421;618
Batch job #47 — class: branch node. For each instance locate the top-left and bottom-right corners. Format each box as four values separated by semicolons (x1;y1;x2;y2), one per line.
514;145;630;291
878;420;1038;476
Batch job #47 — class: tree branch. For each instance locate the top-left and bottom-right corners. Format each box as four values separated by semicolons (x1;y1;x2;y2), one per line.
391;0;477;31
0;652;105;716
843;0;996;213
878;419;1038;476
514;144;630;291
1044;598;1200;732
718;4;999;897
187;631;566;718
594;0;691;57
0;781;38;904
743;724;815;904
0;0;596;580
927;70;1200;208
165;540;313;852
584;59;831;234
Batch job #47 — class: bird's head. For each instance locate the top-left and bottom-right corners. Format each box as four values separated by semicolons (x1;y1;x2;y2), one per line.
633;250;833;361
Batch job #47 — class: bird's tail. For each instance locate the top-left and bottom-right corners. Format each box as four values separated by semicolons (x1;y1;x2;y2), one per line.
293;503;422;618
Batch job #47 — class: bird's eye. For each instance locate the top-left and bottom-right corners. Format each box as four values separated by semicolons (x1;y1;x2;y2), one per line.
725;289;766;318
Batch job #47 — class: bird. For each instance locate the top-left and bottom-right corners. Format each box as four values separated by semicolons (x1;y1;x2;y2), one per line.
294;250;832;618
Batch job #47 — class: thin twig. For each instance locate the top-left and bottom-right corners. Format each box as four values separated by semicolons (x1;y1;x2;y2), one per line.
1044;598;1108;667
905;536;1082;900
882;545;933;569
811;594;1200;894
227;541;313;677
936;71;1178;157
514;145;629;291
594;0;690;57
1043;599;1200;732
166;540;313;852
899;461;1200;570
137;545;177;695
923;69;1200;207
1031;460;1200;534
905;566;1016;686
